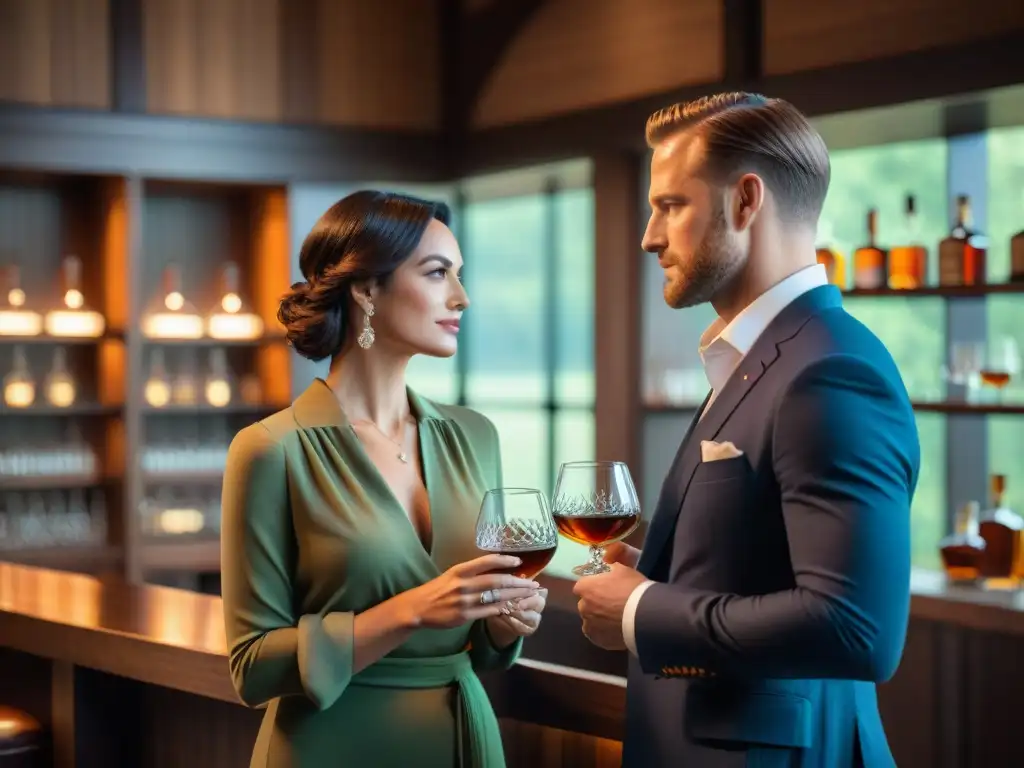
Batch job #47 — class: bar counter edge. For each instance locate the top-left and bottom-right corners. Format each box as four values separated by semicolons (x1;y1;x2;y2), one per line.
1;563;1021;767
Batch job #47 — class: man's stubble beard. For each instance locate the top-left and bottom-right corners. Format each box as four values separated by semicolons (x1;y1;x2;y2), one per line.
663;204;746;310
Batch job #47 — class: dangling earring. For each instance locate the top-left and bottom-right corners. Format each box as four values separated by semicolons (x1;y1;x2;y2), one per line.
357;302;375;349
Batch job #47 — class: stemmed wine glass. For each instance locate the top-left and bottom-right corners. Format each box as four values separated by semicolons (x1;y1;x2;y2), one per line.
475;488;559;580
551;461;641;576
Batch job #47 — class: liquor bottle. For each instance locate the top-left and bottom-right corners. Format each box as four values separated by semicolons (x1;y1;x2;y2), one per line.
142;264;203;340
853;209;887;290
1010;194;1024;282
206;262;264;340
815;219;847;289
44;255;105;338
939;501;985;583
3;345;36;408
44;347;76;408
978;474;1023;582
0;264;43;337
888;195;928;290
143;348;172;408
938;195;987;286
204;348;233;408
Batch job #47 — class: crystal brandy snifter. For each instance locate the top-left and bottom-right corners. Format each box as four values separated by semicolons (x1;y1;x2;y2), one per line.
475;487;558;580
551;460;641;576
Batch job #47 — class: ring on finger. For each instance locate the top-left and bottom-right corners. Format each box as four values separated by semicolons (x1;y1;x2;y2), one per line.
480;589;497;605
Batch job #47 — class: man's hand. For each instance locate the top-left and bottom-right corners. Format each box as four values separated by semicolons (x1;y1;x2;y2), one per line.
573;564;649;651
603;541;641;569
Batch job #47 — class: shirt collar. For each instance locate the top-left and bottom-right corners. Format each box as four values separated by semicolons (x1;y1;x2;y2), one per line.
699;264;829;360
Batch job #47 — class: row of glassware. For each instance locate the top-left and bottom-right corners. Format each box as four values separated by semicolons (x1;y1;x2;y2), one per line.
0;259;267;341
0;426;97;478
0;488;107;550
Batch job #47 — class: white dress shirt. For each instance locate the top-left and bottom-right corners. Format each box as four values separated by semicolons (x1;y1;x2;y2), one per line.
621;264;829;657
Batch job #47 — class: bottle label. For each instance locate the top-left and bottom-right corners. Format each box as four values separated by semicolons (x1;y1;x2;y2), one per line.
854;266;885;290
1012;238;1024;280
938;241;964;286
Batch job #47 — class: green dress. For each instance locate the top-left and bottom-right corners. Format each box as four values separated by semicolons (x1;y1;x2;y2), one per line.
220;378;521;768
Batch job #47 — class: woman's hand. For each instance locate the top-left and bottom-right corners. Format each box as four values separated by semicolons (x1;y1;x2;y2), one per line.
400;554;540;630
490;588;548;638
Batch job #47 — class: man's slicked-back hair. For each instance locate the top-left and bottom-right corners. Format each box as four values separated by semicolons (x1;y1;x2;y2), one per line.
645;92;831;224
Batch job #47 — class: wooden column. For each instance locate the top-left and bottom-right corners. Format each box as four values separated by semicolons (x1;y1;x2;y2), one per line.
593;152;644;491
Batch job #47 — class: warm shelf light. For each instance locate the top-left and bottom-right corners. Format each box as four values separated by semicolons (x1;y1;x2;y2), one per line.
0;265;43;337
204;348;233;408
157;506;205;535
3;345;36;408
144;349;172;408
141;264;204;340
206;262;264;340
43;255;106;338
44;347;76;408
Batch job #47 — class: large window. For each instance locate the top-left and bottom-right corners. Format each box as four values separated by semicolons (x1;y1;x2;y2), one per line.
640;139;954;571
819;140;949;570
288;169;597;579
986;126;1024;515
460;162;596;577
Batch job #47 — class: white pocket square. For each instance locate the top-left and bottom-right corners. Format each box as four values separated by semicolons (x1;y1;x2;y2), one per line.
700;440;744;462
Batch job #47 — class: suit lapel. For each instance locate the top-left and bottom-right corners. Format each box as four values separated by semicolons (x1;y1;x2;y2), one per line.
636;391;709;577
637;285;843;577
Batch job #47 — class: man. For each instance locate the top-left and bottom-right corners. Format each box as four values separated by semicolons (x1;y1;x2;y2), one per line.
574;92;920;767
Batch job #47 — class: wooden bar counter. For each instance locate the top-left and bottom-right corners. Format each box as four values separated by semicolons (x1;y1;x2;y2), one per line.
0;563;1022;768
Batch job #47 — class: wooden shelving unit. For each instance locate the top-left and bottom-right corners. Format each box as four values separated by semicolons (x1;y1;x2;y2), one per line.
843;283;1024;298
0;172;293;588
644;401;1024;416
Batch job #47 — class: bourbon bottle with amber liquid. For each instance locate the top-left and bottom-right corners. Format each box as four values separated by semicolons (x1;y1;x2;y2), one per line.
938;195;987;286
853;209;887;290
978;474;1023;585
1009;194;1024;283
888;195;928;289
939;501;985;583
815;219;847;289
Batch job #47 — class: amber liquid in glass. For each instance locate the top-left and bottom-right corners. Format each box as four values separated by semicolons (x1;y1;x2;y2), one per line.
979;370;1011;388
481;545;557;580
553;513;639;546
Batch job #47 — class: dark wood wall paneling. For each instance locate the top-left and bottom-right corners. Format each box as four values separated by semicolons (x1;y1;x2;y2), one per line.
762;0;1024;77
470;0;723;130
141;0;439;130
0;0;111;109
464;0;1024;172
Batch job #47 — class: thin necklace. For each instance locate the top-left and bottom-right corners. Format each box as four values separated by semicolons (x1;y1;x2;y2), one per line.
356;417;411;464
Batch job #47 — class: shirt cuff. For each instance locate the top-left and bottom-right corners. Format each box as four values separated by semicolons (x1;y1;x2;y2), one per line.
622;579;656;657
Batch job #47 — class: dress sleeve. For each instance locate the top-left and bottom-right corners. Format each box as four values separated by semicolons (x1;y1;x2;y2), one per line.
220;422;355;710
466;414;524;671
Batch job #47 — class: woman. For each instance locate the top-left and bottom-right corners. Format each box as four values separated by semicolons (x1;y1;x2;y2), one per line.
220;190;548;768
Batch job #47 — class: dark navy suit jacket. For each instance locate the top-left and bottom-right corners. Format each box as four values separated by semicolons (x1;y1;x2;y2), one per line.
625;285;920;768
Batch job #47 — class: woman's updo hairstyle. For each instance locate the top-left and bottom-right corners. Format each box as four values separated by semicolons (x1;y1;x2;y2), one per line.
278;190;451;362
